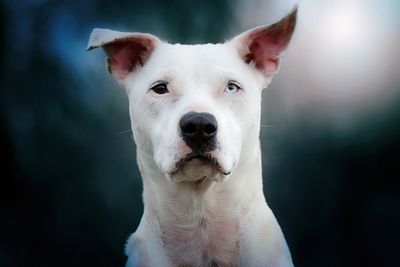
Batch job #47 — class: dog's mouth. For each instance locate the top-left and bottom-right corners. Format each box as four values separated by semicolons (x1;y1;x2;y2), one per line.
170;153;231;181
175;153;216;169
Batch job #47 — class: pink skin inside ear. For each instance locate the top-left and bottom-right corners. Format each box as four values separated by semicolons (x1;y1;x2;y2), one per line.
104;37;154;79
244;10;296;75
246;36;282;74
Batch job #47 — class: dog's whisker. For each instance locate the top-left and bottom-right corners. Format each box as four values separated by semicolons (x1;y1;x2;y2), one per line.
197;175;210;188
117;129;133;135
260;124;281;128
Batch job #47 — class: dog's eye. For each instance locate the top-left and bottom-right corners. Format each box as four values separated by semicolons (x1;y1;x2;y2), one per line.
224;81;241;94
150;82;169;94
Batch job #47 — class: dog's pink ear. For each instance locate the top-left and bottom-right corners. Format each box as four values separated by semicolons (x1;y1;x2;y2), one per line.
87;29;159;80
231;6;297;76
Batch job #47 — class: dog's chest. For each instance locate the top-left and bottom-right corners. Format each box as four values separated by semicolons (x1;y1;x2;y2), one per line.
161;213;241;267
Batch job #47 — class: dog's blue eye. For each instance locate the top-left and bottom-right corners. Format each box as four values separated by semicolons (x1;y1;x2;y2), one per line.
150;82;169;94
224;82;241;94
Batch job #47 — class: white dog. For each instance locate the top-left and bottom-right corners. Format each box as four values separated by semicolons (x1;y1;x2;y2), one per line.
88;7;297;267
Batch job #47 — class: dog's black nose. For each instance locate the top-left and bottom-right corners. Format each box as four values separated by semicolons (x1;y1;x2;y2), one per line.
179;112;218;152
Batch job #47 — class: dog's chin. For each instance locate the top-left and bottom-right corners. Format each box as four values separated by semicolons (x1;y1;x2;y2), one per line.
169;154;230;184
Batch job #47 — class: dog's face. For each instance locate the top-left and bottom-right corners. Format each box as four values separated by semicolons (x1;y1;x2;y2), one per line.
126;43;263;183
88;8;296;184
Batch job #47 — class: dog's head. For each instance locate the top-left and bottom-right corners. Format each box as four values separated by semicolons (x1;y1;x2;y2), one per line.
88;8;296;184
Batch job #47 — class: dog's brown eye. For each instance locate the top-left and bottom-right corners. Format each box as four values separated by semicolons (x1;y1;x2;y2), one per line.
150;82;169;94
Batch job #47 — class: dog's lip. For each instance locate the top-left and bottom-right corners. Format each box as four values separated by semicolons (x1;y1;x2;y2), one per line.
174;153;216;170
171;153;230;176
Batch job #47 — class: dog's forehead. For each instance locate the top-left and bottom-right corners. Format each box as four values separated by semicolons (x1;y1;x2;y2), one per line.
149;42;242;72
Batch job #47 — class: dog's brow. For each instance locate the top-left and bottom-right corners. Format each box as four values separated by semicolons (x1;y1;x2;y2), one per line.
213;67;241;78
212;67;244;84
152;66;179;75
147;66;179;82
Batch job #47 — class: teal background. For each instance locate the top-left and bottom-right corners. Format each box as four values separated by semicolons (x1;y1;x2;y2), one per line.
1;0;399;266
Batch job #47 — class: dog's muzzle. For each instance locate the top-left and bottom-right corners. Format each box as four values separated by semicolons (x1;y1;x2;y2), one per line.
179;112;218;152
169;111;230;182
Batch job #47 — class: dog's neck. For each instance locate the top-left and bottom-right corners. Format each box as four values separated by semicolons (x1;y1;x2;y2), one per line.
136;141;265;266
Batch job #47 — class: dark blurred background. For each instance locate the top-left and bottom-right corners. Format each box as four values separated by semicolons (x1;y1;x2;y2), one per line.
1;0;399;266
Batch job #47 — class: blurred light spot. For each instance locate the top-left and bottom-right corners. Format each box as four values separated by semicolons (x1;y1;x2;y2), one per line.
325;1;363;47
284;0;400;104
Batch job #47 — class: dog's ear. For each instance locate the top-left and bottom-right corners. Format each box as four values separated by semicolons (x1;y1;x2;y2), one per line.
87;28;160;81
230;6;297;76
